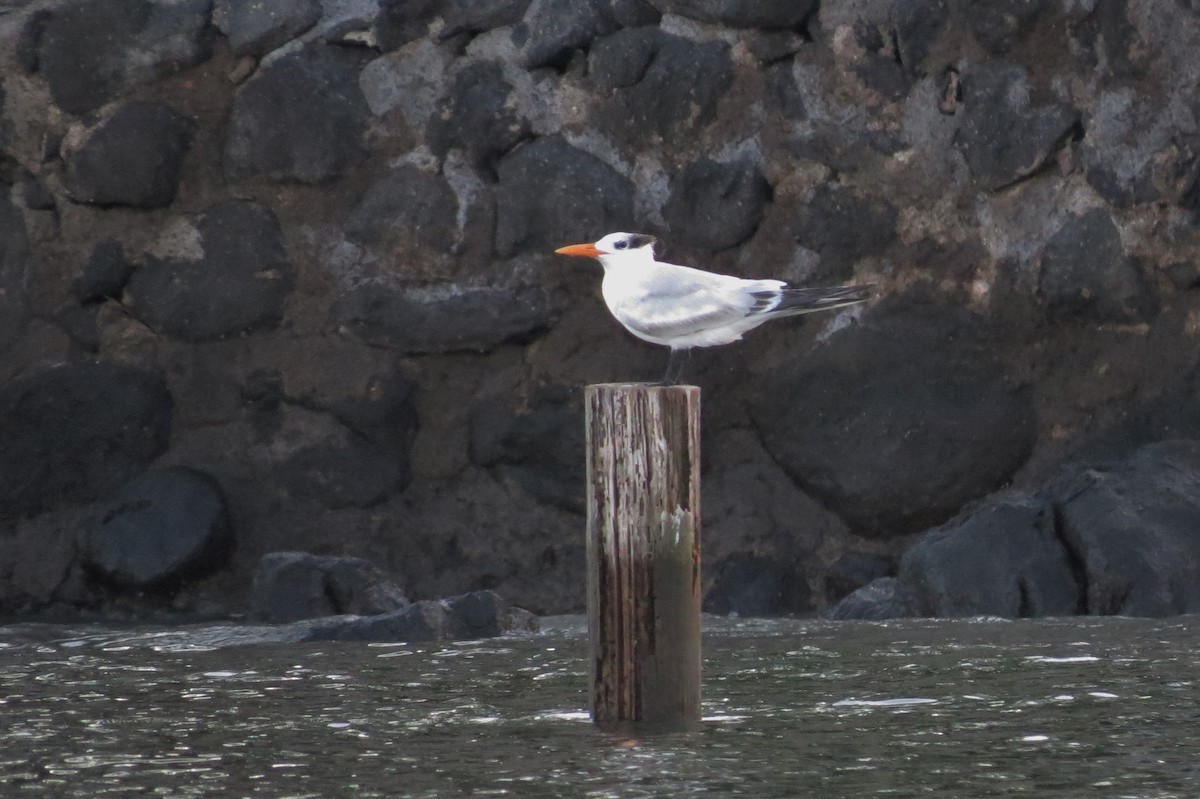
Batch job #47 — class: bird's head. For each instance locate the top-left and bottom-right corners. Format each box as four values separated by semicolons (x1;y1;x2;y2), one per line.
555;232;657;260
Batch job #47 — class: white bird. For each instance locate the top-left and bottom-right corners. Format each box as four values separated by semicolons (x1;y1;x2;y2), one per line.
555;232;873;383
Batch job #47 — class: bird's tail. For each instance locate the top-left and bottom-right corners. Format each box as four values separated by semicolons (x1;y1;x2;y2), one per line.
768;284;874;316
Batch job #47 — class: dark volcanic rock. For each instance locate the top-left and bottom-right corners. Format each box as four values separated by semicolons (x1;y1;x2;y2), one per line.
440;0;531;39
300;590;531;642
64;101;193;209
751;297;1037;537
224;45;370;184
427;62;530;170
375;0;440;51
23;0;212;116
0;362;172;520
663;158;770;253
824;552;893;604
345;165;459;253
124;200;294;340
72;240;135;304
647;0;816;29
600;34;732;148
279;436;409;508
896;494;1081;618
85;467;232;592
1037;209;1153;322
303;599;452;642
470;390;584;511
1050;440;1200;616
0;194;30;353
588;26;659;91
513;0;617;69
786;183;897;281
334;282;560;353
703;553;812;616
823;577;909;620
214;0;322;57
495;135;633;256
1080;89;1200;208
953;60;1078;190
250;551;409;622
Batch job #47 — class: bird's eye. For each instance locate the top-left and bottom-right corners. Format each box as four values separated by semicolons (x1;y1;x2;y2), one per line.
614;240;628;250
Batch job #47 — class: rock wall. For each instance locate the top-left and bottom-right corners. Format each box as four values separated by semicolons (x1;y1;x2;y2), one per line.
3;0;1200;618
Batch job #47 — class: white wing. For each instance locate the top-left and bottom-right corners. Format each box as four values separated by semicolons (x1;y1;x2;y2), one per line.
606;261;784;343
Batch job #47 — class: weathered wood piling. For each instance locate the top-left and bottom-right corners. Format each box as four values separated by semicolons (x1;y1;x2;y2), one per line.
585;383;701;732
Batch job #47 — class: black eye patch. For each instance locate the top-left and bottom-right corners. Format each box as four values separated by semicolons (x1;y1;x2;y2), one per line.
614;240;629;250
627;234;657;249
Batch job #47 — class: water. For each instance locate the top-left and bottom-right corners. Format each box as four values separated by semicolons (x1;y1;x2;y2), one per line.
2;615;1198;797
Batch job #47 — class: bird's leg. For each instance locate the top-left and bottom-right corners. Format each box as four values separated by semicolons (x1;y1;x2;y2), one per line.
658;348;680;386
658;347;692;385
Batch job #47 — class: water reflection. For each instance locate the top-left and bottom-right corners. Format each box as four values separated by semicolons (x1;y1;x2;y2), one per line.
0;616;1197;796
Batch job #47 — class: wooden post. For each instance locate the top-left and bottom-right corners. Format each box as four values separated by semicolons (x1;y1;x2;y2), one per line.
585;383;701;733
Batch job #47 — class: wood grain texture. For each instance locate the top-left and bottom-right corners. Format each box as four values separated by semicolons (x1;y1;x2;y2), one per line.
586;383;701;732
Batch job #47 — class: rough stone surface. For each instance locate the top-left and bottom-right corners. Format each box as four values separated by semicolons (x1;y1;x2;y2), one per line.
22;0;212;115
1050;440;1200;616
953;60;1078;190
72;241;134;304
599;33;732;148
300;590;530;642
752;297;1038;537
0;195;29;354
63;101;193;209
663;158;770;253
278;435;410;508
1037;209;1154;322
470;389;584;511
250;551;409;622
896;494;1081;618
703;553;812;616
214;0;322;57
495;136;634;256
224;45;370;184
427;62;529;170
124;200;294;340
513;0;616;69
84;467;232;592
334;282;561;353
345;165;459;254
823;577;908;620
0;362;173;520
648;0;816;29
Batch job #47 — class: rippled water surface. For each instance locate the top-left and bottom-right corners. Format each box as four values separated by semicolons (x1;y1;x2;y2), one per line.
2;615;1198;797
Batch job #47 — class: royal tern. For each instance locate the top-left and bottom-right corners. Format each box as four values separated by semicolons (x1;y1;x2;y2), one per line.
555;232;873;383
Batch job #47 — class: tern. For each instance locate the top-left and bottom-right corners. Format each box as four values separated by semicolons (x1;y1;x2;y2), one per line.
555;232;873;383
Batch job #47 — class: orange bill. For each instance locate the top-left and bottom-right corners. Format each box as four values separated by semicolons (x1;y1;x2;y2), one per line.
554;243;600;257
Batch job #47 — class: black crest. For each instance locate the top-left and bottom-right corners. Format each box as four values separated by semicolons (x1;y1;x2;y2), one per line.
627;233;657;249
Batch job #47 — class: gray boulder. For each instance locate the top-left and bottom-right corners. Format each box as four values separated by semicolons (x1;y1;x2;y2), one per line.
124;200;294;340
1037;209;1154;323
333;282;561;354
1050;440;1200;616
751;295;1037;537
64;101;193;209
250;551;409;623
952;60;1078;190
224;45;370;184
896;493;1081;618
214;0;322;57
300;590;536;642
85;467;233;592
495;135;634;256
663;158;770;254
646;0;816;29
0;362;173;519
21;0;212;115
